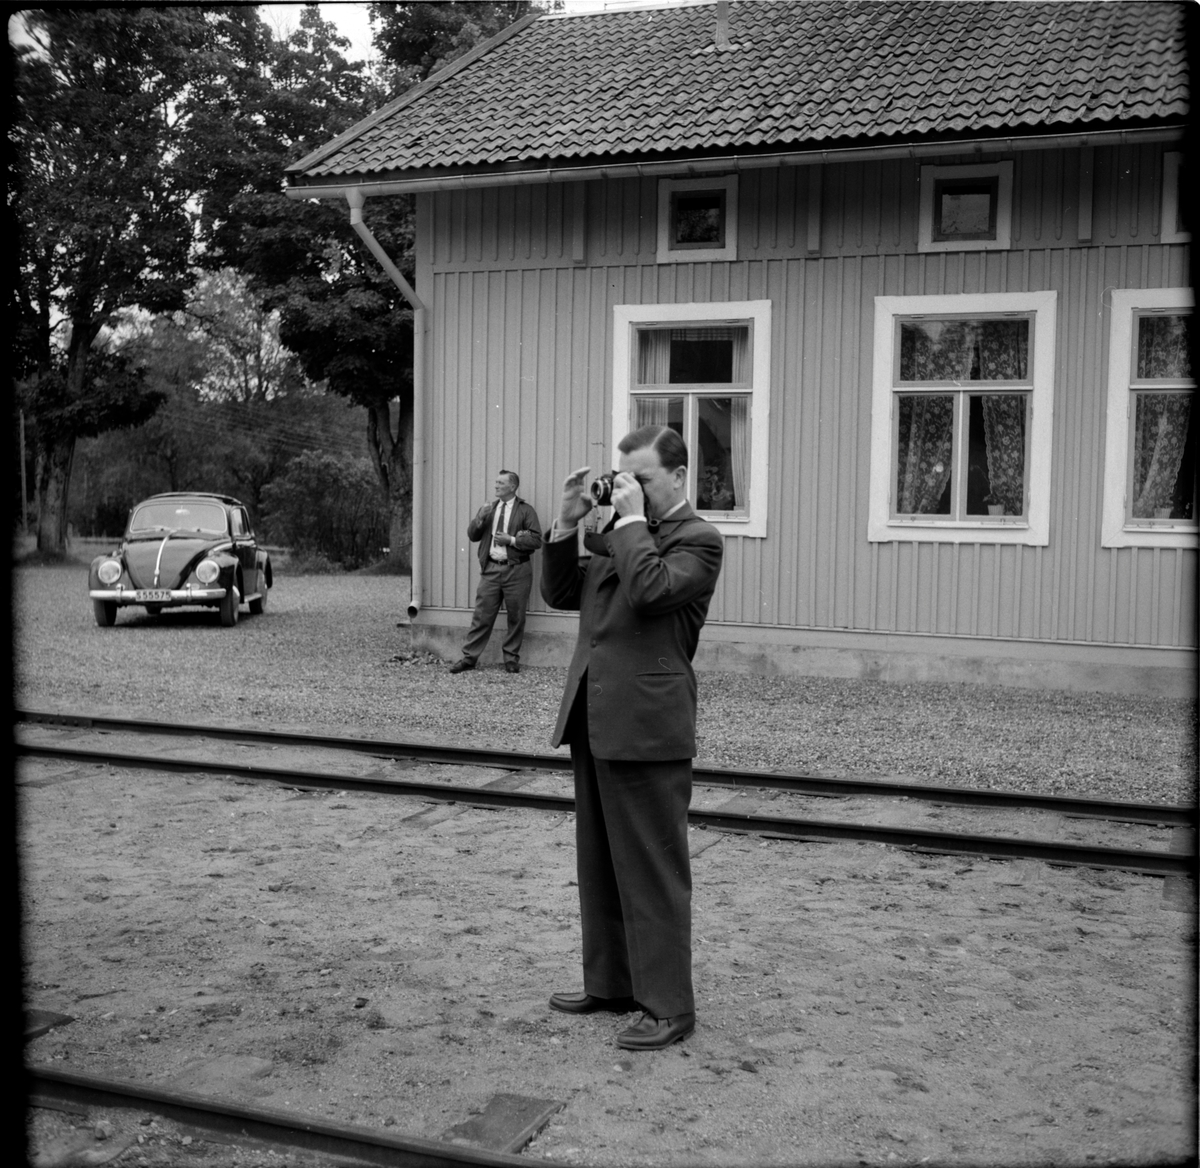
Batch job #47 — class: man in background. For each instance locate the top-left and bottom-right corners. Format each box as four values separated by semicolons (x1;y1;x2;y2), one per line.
449;469;542;675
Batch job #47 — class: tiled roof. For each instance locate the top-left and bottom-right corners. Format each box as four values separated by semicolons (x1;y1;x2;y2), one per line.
290;1;1189;182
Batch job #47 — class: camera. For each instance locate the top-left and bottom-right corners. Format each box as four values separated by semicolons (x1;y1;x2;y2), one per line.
590;471;617;506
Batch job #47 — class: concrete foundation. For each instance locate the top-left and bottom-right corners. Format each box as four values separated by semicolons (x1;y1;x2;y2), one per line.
409;608;1197;699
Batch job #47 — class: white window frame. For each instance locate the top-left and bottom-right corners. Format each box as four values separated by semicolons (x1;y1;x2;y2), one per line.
918;161;1014;253
613;299;770;538
1160;152;1191;244
868;291;1056;545
656;175;738;264
1101;288;1197;550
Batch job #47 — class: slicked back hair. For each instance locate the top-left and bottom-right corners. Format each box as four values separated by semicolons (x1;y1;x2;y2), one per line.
617;425;689;473
499;469;519;489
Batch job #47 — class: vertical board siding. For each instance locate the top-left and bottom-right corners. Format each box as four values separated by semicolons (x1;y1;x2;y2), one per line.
422;144;1193;648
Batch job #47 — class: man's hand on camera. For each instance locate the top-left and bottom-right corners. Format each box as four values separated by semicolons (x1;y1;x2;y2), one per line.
611;471;645;519
558;466;593;528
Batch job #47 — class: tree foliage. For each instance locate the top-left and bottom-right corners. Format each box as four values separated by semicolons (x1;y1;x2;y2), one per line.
369;1;537;87
260;451;389;570
13;1;541;569
12;7;253;552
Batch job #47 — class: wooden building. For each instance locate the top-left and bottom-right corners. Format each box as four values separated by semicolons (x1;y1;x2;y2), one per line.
288;0;1195;695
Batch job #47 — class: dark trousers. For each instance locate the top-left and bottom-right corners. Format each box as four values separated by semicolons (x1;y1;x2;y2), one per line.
461;558;532;663
568;695;694;1019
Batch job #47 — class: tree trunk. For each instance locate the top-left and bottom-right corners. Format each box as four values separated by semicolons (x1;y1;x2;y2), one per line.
366;393;414;573
35;433;75;555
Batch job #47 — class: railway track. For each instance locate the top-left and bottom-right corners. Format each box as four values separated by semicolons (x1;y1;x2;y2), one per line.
28;1064;550;1168
15;708;1196;876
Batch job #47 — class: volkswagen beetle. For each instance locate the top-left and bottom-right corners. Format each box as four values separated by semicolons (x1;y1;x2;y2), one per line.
88;493;272;627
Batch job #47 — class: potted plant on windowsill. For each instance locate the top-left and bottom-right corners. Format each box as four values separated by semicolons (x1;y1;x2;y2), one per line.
983;493;1005;516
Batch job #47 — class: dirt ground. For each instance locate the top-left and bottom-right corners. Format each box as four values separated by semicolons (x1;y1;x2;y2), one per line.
19;730;1197;1168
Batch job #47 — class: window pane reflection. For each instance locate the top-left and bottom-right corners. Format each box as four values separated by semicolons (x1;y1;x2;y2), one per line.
696;397;748;512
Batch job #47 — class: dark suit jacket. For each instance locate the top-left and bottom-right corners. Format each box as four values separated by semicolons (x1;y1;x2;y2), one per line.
467;496;542;570
541;505;723;761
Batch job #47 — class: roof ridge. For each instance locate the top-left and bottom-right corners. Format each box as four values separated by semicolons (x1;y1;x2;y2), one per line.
286;11;543;177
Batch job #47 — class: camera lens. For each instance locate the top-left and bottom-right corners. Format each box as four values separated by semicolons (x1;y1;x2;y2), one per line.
590;473;615;506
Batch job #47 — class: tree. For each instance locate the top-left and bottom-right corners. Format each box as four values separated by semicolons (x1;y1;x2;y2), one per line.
10;7;256;554
222;4;540;571
206;6;421;567
369;2;538;88
67;276;368;535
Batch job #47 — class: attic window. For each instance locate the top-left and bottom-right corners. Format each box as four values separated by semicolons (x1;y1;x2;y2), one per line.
919;162;1013;253
657;175;738;263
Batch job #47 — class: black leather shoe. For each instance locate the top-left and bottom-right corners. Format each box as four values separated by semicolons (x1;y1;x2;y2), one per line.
504;661;520;674
616;1011;695;1050
549;992;639;1015
448;658;475;674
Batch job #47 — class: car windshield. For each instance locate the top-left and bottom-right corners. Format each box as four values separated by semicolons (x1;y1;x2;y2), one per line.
129;502;228;536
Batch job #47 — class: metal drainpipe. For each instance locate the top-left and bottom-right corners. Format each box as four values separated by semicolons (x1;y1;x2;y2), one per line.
344;189;427;620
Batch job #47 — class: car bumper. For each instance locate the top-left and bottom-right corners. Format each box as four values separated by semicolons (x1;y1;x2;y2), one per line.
89;586;227;605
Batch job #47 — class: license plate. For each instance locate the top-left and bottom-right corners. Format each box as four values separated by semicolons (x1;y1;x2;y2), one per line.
135;590;172;603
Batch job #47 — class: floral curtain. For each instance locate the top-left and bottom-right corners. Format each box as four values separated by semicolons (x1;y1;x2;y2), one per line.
1132;393;1192;517
980;395;1026;515
896;395;953;514
899;319;1029;382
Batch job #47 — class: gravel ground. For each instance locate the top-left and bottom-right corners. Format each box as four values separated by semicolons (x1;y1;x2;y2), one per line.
12;561;1198;806
14;559;1198;1168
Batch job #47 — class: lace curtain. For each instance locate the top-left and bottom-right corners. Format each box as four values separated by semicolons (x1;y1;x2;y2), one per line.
730;397;749;508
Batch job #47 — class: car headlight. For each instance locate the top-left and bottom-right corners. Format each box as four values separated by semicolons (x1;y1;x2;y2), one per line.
98;560;122;585
196;559;220;584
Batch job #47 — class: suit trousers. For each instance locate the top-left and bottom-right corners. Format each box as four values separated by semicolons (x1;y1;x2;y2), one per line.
568;692;694;1019
461;559;532;663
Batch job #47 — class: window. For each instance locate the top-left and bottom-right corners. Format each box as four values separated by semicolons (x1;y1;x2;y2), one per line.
869;292;1056;545
1101;289;1196;549
918;162;1013;253
656;176;738;264
1160;152;1191;244
613;300;770;537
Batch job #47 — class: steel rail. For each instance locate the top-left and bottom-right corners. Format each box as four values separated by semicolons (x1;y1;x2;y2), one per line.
27;1064;554;1168
15;740;1192;876
14;708;1194;827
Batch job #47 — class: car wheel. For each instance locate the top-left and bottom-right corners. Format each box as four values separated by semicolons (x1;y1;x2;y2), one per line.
93;599;117;627
249;578;268;616
219;585;239;627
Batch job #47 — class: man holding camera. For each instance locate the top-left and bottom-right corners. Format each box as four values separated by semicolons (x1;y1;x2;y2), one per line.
450;469;542;675
541;425;723;1050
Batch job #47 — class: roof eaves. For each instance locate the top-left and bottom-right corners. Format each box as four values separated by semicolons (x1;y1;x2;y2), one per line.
286;11;543;177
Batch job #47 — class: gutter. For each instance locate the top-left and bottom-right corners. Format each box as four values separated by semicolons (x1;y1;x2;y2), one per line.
344;189;427;620
285;125;1184;200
